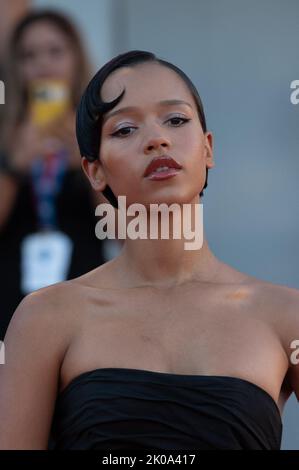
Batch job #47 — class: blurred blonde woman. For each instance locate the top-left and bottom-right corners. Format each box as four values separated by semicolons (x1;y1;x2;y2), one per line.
0;10;109;339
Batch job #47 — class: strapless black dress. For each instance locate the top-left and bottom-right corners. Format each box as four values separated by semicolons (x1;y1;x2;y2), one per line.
48;367;282;450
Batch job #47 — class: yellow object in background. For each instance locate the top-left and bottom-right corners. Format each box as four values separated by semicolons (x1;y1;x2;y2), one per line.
29;79;71;128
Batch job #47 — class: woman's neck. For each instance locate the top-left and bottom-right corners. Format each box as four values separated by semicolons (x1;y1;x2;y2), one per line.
117;234;222;289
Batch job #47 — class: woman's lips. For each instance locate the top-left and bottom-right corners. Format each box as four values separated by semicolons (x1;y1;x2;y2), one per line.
145;167;182;180
143;155;183;179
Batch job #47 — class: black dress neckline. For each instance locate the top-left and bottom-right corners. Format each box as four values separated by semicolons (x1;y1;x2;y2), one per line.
58;366;282;422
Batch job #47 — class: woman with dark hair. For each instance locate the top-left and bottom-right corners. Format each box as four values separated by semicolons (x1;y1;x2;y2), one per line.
0;10;110;339
0;50;298;450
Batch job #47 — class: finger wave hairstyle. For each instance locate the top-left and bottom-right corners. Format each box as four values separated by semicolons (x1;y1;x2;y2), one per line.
76;50;209;208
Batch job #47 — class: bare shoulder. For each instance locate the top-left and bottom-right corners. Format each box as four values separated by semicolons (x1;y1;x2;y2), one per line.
7;260;122;349
243;276;299;364
0;280;87;449
7;280;83;342
250;277;299;323
4;278;94;375
253;280;299;402
221;264;299;347
229;273;299;400
218;262;299;313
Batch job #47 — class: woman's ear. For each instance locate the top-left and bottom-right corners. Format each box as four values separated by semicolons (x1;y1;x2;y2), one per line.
81;156;107;191
204;132;215;169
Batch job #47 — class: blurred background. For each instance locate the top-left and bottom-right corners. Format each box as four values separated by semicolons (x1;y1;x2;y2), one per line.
0;0;298;449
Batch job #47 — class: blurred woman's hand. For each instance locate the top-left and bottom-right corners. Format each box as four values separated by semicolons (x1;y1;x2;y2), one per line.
43;112;81;168
8;120;48;173
8;112;81;173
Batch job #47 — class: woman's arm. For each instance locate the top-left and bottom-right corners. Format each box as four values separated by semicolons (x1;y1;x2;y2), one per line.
274;286;299;402
0;288;70;449
285;292;299;402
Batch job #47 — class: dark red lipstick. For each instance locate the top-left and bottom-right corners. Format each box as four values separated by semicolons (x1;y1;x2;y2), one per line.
143;155;182;180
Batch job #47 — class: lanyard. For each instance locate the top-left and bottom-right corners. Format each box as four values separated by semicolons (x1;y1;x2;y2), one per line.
30;145;68;230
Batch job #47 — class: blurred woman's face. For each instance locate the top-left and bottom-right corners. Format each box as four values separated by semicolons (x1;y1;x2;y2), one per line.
97;62;214;207
17;20;76;87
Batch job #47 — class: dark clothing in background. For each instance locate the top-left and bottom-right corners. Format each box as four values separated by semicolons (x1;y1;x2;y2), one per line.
0;161;105;340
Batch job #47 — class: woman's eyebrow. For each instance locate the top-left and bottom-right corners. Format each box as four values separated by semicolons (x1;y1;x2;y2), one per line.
103;99;193;123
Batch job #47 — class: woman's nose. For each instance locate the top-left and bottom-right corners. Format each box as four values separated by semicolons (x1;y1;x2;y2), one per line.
34;51;55;76
144;133;171;155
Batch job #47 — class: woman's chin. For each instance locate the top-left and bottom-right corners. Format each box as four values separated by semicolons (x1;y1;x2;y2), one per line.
123;194;200;208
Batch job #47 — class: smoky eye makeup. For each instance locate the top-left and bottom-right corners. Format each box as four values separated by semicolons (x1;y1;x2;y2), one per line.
103;103;194;137
108;115;192;139
103;120;137;138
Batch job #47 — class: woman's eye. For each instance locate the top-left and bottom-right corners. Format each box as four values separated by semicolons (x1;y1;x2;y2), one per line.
167;116;191;126
111;126;136;137
19;50;36;62
49;46;65;58
110;117;190;138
